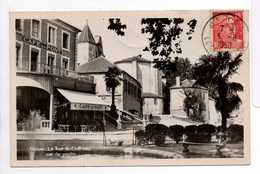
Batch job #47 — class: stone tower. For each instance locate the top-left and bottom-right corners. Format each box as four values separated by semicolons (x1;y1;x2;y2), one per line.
77;21;104;67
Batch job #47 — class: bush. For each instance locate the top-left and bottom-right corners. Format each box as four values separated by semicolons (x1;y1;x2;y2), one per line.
227;124;244;143
145;124;168;146
184;125;197;142
196;124;216;143
168;125;184;144
135;130;147;145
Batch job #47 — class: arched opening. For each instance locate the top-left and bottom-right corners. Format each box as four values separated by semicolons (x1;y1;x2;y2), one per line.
16;86;50;131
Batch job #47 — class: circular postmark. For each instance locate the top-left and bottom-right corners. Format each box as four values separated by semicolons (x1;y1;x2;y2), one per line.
201;11;249;55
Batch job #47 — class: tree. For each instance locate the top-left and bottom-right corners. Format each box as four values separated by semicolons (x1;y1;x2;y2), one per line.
145;124;168;146
193;51;244;131
105;66;122;119
107;17;196;83
183;89;206;122
227;124;244;143
168;125;184;144
107;18;127;36
141;18;196;113
107;18;197;114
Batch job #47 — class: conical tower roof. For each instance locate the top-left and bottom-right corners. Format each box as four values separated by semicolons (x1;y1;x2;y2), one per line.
78;22;96;44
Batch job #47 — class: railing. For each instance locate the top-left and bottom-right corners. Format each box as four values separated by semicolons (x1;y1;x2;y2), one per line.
16;61;94;83
40;120;50;129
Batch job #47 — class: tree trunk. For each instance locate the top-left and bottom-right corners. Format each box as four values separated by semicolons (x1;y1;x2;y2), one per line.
221;110;228;132
111;87;115;107
110;87;118;120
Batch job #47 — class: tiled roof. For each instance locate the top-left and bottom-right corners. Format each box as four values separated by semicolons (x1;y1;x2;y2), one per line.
78;23;96;44
76;56;118;74
181;79;196;88
170;79;207;90
114;55;152;64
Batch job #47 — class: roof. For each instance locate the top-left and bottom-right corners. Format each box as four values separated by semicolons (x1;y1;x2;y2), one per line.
143;92;163;98
94;35;102;44
181;79;196;88
114;55;152;64
57;88;109;110
170;79;207;90
76;56;117;74
78;23;96;44
76;56;142;88
54;19;81;32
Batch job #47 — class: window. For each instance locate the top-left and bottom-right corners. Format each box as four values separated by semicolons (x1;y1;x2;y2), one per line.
127;81;131;96
138;89;141;98
154;98;158;105
61;57;69;75
48;25;57;45
62;31;70;50
31;20;40;39
46;52;56;74
123;80;128;95
30;47;40;72
16;43;22;68
15;19;22;32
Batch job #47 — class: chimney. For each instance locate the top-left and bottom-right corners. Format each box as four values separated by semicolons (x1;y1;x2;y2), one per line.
176;76;180;87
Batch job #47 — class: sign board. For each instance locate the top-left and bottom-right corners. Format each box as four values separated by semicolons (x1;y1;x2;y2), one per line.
70;103;110;111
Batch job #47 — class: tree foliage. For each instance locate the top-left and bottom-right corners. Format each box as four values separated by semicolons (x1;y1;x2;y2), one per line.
145;124;168;146
141;18;196;81
168;125;184;144
107;18;127;36
193;51;244;131
183;89;206;122
105;66;122;89
227;124;244;143
105;66;122;119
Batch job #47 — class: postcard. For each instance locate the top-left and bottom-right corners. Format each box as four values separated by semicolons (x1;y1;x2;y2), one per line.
10;10;250;166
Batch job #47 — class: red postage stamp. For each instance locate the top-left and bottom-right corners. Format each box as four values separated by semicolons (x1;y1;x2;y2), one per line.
212;11;244;51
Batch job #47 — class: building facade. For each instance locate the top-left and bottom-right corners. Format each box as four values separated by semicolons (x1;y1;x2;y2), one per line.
114;55;163;116
170;77;221;126
76;23;104;67
76;57;142;116
76;23;143;120
15;19;110;132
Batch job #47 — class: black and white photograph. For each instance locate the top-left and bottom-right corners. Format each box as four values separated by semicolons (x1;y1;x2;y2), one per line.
10;10;250;166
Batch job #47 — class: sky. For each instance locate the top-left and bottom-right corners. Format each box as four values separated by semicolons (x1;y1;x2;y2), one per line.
61;11;249;119
63;11;211;63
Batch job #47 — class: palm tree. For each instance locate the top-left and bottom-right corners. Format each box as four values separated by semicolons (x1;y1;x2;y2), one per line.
104;66;122;119
193;51;243;131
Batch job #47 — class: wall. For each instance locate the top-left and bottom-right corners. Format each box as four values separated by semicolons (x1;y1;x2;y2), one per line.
208;99;222;126
16;19;78;72
93;74;124;110
143;98;163;116
90;72;142;114
170;88;187;118
122;73;142;114
76;41;99;66
116;60;163;115
77;43;89;66
170;86;222;125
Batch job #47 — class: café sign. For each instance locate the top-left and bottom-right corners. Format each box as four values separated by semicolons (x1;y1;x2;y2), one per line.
70;103;110;111
21;35;62;54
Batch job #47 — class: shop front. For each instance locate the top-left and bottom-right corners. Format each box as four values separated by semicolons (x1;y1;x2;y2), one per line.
54;88;111;132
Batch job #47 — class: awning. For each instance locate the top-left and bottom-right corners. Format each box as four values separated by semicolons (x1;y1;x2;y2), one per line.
57;88;110;111
16;76;50;93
